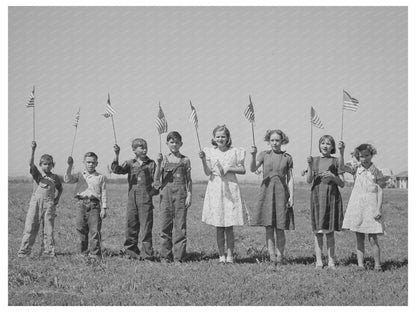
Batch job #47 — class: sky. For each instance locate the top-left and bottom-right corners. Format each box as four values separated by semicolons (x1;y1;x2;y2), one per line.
8;6;408;181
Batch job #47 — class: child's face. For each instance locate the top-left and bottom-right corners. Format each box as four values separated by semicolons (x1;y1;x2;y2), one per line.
319;139;333;156
214;130;228;148
358;149;373;167
132;144;147;159
40;160;53;173
166;138;182;154
84;156;98;173
269;133;283;151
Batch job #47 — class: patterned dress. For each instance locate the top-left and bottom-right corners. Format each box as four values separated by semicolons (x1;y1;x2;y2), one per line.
251;150;294;229
342;164;385;234
201;147;246;227
310;156;344;232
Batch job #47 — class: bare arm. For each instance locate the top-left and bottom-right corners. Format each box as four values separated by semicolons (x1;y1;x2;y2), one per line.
249;146;262;172
153;153;163;183
29;141;36;168
337;141;354;174
199;151;212;176
287;168;294;207
306;156;314;184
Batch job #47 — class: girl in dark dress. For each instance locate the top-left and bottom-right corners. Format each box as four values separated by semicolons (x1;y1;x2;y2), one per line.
306;135;344;269
250;130;294;266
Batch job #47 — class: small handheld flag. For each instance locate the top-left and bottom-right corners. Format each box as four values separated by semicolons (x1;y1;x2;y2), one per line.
244;95;255;123
155;103;168;134
103;93;116;118
244;95;256;145
73;108;80;127
26;86;35;108
189;101;198;128
343;90;359;111
310;106;324;129
189;101;202;151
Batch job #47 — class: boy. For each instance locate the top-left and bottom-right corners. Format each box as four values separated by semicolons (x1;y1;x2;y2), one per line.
155;131;192;262
18;141;63;258
112;138;156;260
65;152;107;259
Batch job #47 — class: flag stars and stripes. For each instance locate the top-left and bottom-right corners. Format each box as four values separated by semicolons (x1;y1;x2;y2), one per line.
26;86;35;108
103;93;116;118
343;90;359;112
311;106;324;129
189;101;198;128
155;103;168;134
73;109;80;127
244;95;255;123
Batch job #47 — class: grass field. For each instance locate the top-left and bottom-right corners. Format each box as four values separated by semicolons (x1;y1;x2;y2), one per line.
8;182;408;306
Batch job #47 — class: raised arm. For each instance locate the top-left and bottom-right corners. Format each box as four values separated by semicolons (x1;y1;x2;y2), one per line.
199;151;212;176
111;144;129;175
306;156;314;184
64;156;78;183
337;141;354;175
29;141;36;168
249;146;262;173
185;159;192;208
154;153;163;183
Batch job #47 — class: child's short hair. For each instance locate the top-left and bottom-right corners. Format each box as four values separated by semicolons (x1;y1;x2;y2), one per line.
318;135;336;154
264;129;289;144
166;131;182;142
131;138;147;149
84;152;98;161
353;143;377;160
211;125;232;148
39;154;54;167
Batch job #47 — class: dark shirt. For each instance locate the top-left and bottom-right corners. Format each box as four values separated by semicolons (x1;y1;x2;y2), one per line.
111;157;156;191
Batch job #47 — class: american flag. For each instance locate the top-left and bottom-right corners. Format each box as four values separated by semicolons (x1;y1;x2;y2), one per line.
343;90;359;111
73;108;80;127
103;93;116;118
189;101;198;128
155;103;168;134
311;106;324;129
244;95;255;123
26;86;35;108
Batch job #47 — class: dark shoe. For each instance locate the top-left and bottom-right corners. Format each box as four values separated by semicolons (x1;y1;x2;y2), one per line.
374;265;383;272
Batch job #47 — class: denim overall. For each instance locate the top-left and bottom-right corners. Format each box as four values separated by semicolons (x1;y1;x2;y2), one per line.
159;157;188;261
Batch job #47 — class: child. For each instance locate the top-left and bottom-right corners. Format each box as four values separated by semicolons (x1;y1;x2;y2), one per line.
249;130;294;266
199;125;246;264
338;141;385;271
112;138;156;260
65;152;107;259
154;131;192;262
306;135;344;269
18;141;63;258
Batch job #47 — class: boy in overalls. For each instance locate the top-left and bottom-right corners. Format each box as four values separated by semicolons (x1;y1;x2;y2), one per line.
155;131;192;262
18;141;63;258
112;138;157;260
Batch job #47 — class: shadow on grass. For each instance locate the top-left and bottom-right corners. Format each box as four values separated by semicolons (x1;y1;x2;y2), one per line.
340;252;408;271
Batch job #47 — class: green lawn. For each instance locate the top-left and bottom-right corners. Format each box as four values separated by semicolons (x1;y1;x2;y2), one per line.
8;182;408;305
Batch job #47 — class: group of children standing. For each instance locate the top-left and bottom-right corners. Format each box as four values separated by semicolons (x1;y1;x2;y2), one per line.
16;126;386;271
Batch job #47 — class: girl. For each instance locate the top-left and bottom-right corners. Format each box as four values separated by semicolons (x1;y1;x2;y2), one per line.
338;141;385;271
249;129;294;266
18;141;63;258
306;135;344;269
199;125;246;264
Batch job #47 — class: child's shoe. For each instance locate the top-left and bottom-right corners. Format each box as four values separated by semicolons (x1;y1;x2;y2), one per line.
219;255;226;264
17;252;30;259
374;265;383;272
226;255;234;264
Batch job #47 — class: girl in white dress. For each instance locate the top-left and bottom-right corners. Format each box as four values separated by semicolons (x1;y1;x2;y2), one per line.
339;141;386;271
199;125;246;263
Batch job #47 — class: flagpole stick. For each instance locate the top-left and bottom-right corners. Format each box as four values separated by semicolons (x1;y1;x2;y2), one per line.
111;116;117;145
195;127;202;152
159;134;162;153
70;126;78;157
310;122;313;156
251;122;256;146
341;96;345;141
32;106;36;141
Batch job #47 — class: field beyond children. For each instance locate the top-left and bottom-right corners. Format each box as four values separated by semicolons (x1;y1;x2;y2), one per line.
8;182;408;306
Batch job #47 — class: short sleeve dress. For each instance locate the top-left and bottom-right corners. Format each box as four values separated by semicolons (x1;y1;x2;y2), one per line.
201;146;246;227
310;156;344;232
251;150;295;230
342;164;385;234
